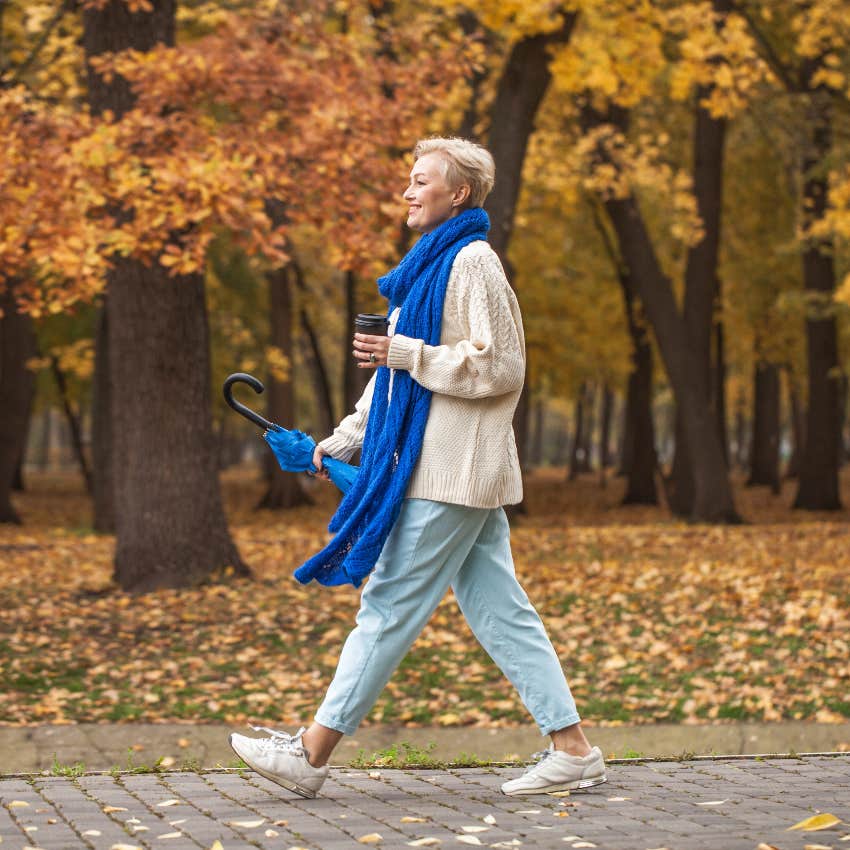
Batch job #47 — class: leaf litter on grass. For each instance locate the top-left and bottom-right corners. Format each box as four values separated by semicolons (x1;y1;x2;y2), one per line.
1;469;849;729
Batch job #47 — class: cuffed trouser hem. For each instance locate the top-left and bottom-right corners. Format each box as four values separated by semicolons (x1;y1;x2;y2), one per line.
539;712;582;737
313;710;358;736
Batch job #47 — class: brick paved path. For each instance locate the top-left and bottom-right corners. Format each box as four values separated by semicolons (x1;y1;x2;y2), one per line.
1;755;848;850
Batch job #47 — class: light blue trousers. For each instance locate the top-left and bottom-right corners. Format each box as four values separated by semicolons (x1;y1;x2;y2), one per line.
314;498;581;737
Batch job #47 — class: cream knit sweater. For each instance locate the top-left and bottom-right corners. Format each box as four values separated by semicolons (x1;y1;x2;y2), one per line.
318;240;525;508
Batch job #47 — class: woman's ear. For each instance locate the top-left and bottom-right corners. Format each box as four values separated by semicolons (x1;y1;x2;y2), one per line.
452;184;471;207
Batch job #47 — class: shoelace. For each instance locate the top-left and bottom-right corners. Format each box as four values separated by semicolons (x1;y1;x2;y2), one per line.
524;748;553;774
249;725;307;755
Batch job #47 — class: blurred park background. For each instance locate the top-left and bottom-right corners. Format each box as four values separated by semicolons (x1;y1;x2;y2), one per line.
0;0;849;738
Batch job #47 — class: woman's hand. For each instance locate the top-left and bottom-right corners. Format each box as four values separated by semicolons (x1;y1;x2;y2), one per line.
310;445;331;481
353;333;391;369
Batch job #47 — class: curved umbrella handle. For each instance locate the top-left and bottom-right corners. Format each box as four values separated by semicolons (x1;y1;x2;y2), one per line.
222;372;281;432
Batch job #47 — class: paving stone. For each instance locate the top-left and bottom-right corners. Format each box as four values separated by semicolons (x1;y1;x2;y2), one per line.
0;755;848;848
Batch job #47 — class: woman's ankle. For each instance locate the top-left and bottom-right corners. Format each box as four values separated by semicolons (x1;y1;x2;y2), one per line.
550;723;592;758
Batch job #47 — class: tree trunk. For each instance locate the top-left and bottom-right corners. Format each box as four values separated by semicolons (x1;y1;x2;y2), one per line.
91;301;114;532
785;369;804;479
50;354;93;495
291;260;335;436
620;286;658;504
733;389;747;470
530;397;544;468
486;13;577;482
342;270;368;419
793;83;842;509
568;382;587;481
578;382;595;473
0;283;37;524
583;103;738;522
670;69;729;514
108;259;247;590
747;360;780;493
714;314;729;465
257;264;311;510
84;0;246;590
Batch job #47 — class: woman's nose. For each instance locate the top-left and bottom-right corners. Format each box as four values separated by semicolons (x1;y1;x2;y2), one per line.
403;184;415;200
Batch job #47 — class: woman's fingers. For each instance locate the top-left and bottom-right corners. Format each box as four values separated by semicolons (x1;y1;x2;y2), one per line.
353;333;391;368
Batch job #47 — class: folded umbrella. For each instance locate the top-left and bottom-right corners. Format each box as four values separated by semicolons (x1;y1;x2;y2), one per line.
223;372;358;494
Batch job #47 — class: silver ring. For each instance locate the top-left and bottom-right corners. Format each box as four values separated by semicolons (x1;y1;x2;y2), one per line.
369;353;376;363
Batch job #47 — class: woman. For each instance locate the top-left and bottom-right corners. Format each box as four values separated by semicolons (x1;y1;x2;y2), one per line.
230;137;606;798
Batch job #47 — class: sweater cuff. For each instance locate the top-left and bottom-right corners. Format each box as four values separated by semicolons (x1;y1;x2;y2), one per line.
387;334;419;372
318;433;359;463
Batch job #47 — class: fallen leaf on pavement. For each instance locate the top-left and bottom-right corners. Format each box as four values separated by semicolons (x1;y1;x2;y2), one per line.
517;810;540;814
456;837;482;846
265;829;279;837
157;833;182;840
102;806;128;814
401;817;427;823
273;819;289;826
572;843;596;848
548;791;571;798
228;819;265;828
82;831;101;837
7;801;29;808
357;834;383;844
804;844;834;850
407;840;440;847
789;814;842;832
756;845;780;850
156;799;182;807
483;815;497;825
696;800;729;806
111;844;141;850
209;842;224;850
607;797;630;802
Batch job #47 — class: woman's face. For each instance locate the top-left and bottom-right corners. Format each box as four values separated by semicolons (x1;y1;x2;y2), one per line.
403;153;467;233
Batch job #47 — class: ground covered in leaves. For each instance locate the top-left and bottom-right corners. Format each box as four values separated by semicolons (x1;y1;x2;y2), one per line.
1;468;848;730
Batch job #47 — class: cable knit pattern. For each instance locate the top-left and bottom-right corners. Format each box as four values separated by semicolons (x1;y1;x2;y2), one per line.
319;240;525;508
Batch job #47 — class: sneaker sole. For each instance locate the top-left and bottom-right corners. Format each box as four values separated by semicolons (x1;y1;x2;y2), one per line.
229;735;319;799
501;773;607;796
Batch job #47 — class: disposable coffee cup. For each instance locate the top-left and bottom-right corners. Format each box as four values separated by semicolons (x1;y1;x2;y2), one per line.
355;313;389;336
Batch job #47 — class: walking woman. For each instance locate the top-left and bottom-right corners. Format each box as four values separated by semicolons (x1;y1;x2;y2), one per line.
230;137;606;797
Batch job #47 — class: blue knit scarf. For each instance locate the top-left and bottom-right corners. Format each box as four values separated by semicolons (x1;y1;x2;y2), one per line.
295;207;490;587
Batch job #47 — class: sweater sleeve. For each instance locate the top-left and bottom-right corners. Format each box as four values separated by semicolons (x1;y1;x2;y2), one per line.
385;247;525;399
317;373;375;461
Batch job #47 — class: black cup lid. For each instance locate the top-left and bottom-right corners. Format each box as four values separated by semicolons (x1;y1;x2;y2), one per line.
355;313;389;325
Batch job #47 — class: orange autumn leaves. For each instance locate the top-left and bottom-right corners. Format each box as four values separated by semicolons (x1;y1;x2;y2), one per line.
0;470;848;729
1;1;473;316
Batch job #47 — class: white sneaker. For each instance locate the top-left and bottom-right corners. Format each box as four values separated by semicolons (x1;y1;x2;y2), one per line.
501;746;607;795
229;725;329;798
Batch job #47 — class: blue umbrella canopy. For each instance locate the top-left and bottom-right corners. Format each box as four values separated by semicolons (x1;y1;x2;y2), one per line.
263;428;358;494
223;372;358;494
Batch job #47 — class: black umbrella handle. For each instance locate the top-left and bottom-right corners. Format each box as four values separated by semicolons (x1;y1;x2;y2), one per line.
222;373;282;432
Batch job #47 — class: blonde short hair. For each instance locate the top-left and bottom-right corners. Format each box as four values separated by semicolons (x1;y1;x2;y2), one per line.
413;137;495;208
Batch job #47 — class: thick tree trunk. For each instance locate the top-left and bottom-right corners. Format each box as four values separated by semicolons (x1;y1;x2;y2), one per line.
91;302;114;532
0;284;37;524
670;73;728;515
486;13;577;482
747;361;780;492
108;260;246;590
85;0;246;589
620;286;658;504
583;101;738;522
793;85;842;509
733;389;747;470
257;265;311;510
